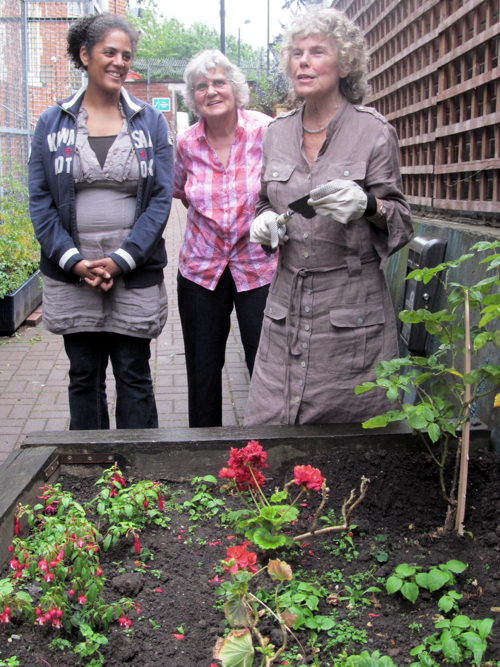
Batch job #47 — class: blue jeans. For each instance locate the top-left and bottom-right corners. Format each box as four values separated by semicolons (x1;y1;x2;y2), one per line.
177;267;269;427
63;332;158;430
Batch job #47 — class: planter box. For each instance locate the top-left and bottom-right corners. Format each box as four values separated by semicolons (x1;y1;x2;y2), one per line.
0;269;42;334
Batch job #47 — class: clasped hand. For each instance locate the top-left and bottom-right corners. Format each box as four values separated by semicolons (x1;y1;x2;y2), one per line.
72;258;121;292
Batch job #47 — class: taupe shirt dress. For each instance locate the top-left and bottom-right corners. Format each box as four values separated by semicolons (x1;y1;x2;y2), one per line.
244;99;413;425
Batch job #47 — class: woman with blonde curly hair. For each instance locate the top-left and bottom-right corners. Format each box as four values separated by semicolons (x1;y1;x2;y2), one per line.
245;7;413;425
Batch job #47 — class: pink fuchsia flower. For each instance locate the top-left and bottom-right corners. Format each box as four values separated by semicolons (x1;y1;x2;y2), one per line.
223;541;258;575
8;545;14;553
38;559;48;572
68;589;75;597
14;515;21;536
44;572;55;583
157;492;164;511
96;567;103;577
76;539;85;549
51;617;63;628
293;465;325;492
118;615;132;628
35;616;46;626
133;534;141;555
77;595;86;605
9;559;20;571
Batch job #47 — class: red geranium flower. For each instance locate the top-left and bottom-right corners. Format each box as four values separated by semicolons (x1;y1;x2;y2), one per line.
293;465;325;492
223;541;258;574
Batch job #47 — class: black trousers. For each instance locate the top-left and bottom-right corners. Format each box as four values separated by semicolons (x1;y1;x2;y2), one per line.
63;332;158;430
177;267;269;427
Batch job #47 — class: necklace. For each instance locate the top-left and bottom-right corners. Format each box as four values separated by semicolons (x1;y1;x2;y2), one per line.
302;121;330;134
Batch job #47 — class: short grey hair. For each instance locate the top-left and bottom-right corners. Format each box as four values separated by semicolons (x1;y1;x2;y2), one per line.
280;7;371;104
183;49;249;115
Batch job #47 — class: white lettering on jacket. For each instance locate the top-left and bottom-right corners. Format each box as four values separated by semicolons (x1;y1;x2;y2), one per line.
131;130;153;149
47;129;75;152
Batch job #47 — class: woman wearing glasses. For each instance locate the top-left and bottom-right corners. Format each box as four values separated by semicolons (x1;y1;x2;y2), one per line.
173;50;275;427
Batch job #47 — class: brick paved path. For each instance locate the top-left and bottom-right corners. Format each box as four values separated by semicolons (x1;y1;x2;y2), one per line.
0;200;251;464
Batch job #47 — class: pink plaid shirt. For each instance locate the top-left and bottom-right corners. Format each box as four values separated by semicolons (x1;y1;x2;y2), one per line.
173;109;277;292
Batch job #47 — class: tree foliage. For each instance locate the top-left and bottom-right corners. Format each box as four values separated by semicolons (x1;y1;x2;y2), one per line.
128;0;258;63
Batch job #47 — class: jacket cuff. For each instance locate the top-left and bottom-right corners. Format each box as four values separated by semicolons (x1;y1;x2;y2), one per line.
60;249;84;274
110;250;136;274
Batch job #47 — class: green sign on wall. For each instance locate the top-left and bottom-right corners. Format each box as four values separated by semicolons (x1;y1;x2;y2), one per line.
152;98;171;112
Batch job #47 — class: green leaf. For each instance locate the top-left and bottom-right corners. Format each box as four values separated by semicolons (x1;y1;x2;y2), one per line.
401;581;419;603
445;560;467;574
441;636;461;662
0;579;14;596
215;629;254;667
248;527;290;550
362;414;391;428
415;573;430;589
427;423;441;443
269;490;288;503
224;595;249;627
476;618;494;640
103;534;112;551
427;569;450;592
201;475;218;484
450;615;470;628
437;595;454;613
395;563;417;577
385;576;403;595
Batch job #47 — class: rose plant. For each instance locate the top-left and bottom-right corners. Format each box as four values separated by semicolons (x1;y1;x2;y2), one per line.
219;441;369;550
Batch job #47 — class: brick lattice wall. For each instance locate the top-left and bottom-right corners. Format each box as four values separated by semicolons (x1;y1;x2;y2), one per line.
332;0;500;218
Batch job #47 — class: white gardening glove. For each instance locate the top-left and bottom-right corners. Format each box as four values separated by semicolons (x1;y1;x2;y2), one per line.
250;211;289;250
308;180;367;224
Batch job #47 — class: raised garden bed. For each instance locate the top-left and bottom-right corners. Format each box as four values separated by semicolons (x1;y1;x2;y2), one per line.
0;425;498;667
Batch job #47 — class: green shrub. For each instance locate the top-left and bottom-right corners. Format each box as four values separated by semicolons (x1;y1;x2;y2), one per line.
0;162;40;297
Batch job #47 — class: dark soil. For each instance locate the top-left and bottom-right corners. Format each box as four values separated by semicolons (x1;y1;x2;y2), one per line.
1;445;500;666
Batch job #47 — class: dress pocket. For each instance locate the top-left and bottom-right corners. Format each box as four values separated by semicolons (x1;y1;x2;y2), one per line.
328;302;385;373
263;161;295;211
258;296;288;365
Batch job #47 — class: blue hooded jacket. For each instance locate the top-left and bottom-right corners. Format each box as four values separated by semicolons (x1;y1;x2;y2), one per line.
29;85;174;288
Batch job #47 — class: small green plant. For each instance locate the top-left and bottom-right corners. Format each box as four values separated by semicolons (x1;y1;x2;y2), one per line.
73;624;109;665
324;619;368;649
409;621;424;633
410;614;495;667
323;528;360;563
0;161;40;297
334;649;397;666
0;655;20;667
183;475;226;522
149;618;161;630
386;560;466;607
356;243;500;532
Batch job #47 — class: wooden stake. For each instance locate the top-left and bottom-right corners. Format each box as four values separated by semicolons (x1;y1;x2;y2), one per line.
455;289;471;535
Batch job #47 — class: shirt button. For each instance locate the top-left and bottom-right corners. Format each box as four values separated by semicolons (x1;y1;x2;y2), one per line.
306;289;311;294
302;343;308;349
295;396;300;403
273;171;278;177
357;317;364;324
304;252;309;258
344;170;350;176
109;161;113;165
298;380;303;386
301;361;306;367
105;173;110;178
305;324;310;331
303;232;309;239
269;307;273;313
305;306;310;313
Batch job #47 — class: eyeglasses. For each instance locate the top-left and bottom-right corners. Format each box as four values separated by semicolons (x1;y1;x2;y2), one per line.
193;79;229;94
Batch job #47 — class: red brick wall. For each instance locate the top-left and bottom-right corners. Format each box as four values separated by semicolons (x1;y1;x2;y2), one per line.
124;81;176;131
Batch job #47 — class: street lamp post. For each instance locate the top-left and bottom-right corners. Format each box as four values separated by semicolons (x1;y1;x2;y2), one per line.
220;0;226;55
238;19;251;67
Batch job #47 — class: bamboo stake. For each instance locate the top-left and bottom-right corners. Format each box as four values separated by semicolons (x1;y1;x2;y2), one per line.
455;289;471;535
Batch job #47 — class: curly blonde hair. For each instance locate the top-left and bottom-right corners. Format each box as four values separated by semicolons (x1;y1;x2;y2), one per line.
279;7;371;104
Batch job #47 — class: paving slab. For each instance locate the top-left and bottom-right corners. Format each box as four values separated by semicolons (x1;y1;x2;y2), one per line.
0;200;251;464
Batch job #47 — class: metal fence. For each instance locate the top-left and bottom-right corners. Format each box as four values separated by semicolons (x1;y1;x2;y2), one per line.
0;0;91;181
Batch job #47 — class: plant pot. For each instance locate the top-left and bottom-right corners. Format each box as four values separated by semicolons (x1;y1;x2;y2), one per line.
0;269;42;335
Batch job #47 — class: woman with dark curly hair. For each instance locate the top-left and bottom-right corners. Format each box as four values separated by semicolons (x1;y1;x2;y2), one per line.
245;7;413;425
29;14;173;429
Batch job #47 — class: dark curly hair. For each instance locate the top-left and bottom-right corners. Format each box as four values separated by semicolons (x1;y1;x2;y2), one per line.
67;14;139;70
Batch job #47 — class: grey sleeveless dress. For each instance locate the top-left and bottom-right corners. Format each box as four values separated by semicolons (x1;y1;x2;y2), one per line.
42;107;168;339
